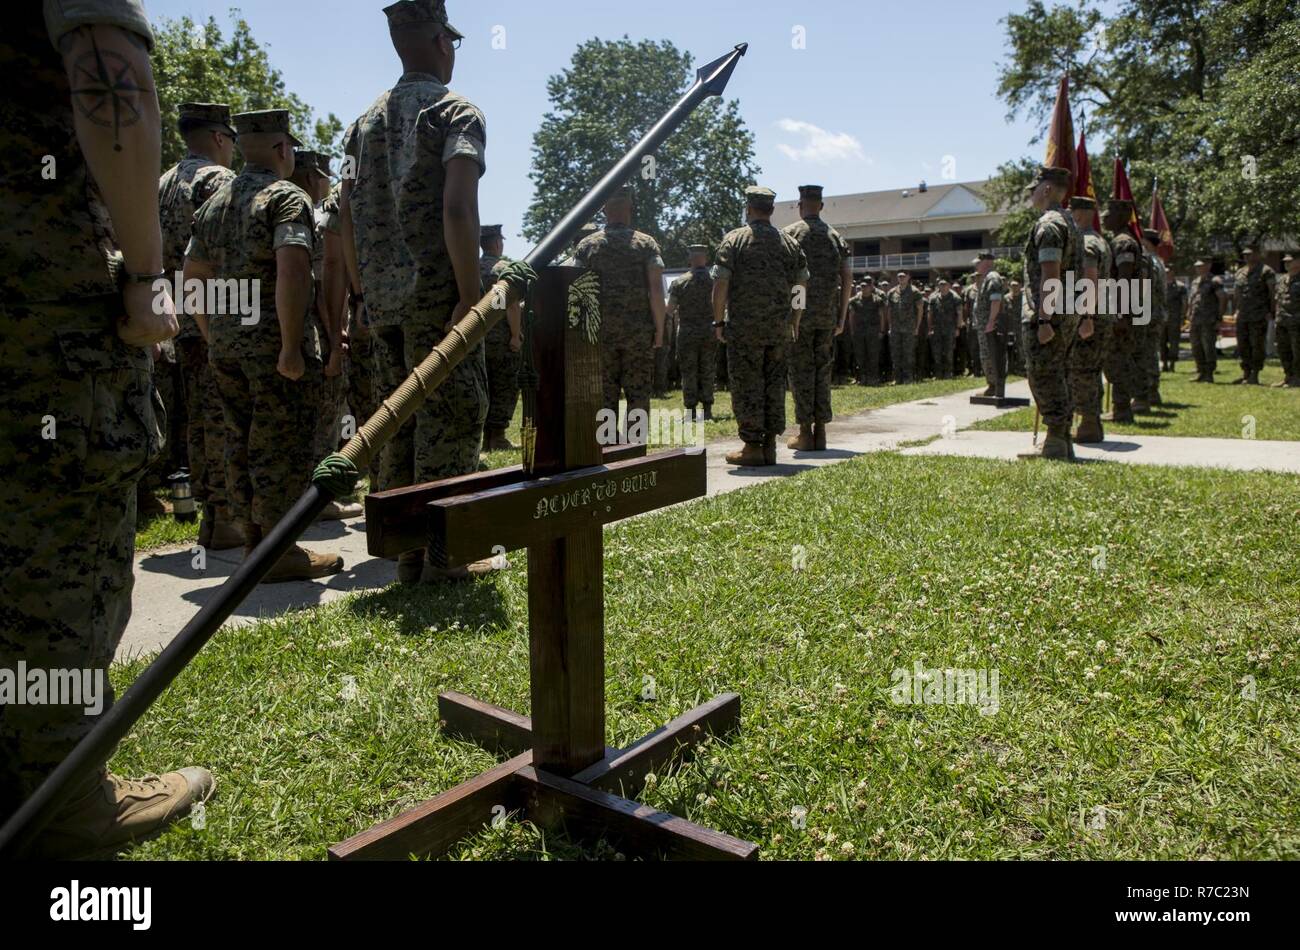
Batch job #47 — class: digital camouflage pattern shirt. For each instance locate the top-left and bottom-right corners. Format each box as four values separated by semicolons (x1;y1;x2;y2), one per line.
162;155;237;339
929;289;960;336
1165;279;1188;327
574;223;664;342
1278;271;1300;327
187;165;320;361
1023;209;1080;323
714;220;808;347
1189;275;1224;324
782;216;850;330
343;72;487;329
886;285;922;336
975;271;1004;331
668;266;715;344
1233;263;1277;323
849;289;885;331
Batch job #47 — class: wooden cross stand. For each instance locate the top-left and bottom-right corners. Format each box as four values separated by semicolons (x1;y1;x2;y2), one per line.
330;267;757;861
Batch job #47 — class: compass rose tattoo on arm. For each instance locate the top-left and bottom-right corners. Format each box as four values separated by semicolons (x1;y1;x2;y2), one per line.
62;27;153;152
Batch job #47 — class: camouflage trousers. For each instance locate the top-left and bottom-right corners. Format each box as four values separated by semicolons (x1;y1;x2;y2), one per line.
728;340;787;444
930;331;955;379
787;326;834;425
313;368;347;466
600;329;655;431
345;328;382;489
1143;317;1165;398
1276;318;1300;380
964;326;982;377
852;322;883;385
1024;317;1079;428
654;326;676;395
677;334;717;407
484;325;521;431
1163;316;1182;365
978;328;1008;390
1;299;160;812
1237;319;1268;375
141;345;184;492
373;323;486;492
211;357;321;530
1067;320;1111;418
1190;321;1219;377
1104;323;1147;408
890;330;916;384
176;338;227;511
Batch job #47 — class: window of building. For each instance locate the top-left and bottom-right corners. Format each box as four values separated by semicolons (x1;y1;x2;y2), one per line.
854;241;880;257
902;237;931;253
951;232;985;251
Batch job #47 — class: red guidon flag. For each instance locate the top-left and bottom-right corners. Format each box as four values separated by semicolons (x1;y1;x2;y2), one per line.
1149;184;1174;262
1075;119;1102;232
1112;157;1143;242
1044;74;1077;206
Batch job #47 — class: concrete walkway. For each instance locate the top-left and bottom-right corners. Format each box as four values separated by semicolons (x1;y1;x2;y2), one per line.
904;428;1300;473
119;380;1027;661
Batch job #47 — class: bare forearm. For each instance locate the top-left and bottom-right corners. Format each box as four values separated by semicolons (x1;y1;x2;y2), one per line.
276;258;312;353
712;279;729;323
60;25;162;274
444;201;480;304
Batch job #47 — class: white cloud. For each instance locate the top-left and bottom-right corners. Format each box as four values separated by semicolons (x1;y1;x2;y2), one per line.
774;119;868;164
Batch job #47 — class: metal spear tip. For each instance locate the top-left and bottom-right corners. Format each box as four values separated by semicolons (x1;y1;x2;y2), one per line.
697;42;748;96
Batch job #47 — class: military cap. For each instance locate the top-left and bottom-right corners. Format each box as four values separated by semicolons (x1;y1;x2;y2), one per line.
977;251;996;261
1025;165;1071;191
687;244;709;254
1193;259;1209;267
1283;254;1295;263
1242;246;1257;254
177;102;235;137
862;275;874;283
745;185;777;204
480;224;504;240
896;271;907;277
798;184;825;200
383;0;463;38
1069;195;1097;210
294;149;333;178
233;109;303;147
1142;228;1161;243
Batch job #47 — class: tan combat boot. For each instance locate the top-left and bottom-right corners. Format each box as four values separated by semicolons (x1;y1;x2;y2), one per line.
1131;398;1152;413
725;442;767;467
1074;415;1105;444
319;499;364;521
787;424;815;451
1020;424;1072;461
206;508;244;550
33;767;215;860
813;423;827;451
1103;399;1135;424
422;557;501;584
262;545;345;583
397;549;424;585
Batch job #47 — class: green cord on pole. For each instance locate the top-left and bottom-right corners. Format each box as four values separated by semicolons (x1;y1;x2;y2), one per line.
312;454;362;499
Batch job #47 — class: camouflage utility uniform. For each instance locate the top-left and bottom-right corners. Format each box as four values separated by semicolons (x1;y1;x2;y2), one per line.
669;266;717;411
1233;262;1276;379
783;216;849;426
574;223;664;427
886;284;922;384
344;71;489;491
161;152;236;513
849;287;885;385
1103;231;1146;411
1023;208;1082;431
1142;251;1168;401
1188;273;1224;378
1164;278;1188;368
928;289;960;379
0;0;162;811
188;166;323;531
1068;230;1112;419
1276;270;1300;384
715;221;808;444
976;270;1007;392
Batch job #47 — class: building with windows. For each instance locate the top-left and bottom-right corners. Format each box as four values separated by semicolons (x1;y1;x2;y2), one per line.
771;179;1018;280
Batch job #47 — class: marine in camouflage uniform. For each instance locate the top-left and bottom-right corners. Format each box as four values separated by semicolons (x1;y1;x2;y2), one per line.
973;254;1007;395
573;188;666;441
2;0;211;853
1006;281;1025;376
885;273;923;384
1139;230;1169;406
1021;166;1082;460
1187;260;1226;382
667;245;717;417
341;0;490;582
716;186;809;466
188;110;342;583
1101;199;1145;422
1163;271;1188;372
1231;249;1277;385
479;224;523;450
783;184;850;450
963;277;982;377
1067;196;1112;442
160;102;238;546
849;277;885;385
1274;255;1300;387
928;280;960;379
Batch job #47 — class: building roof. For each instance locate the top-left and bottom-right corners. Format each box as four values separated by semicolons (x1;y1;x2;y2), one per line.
773;180;998;230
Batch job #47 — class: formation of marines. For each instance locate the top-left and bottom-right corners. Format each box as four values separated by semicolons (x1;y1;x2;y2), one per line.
4;0;1297;859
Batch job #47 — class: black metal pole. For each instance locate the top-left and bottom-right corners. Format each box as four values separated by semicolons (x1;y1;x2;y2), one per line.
0;42;748;859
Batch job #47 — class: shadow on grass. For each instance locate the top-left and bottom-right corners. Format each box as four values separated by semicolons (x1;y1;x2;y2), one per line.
342;576;511;638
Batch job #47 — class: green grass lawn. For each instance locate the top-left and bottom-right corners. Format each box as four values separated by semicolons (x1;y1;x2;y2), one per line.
973;359;1300;442
112;451;1300;860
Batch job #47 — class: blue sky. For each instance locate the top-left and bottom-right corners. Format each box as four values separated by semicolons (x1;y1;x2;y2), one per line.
149;0;1046;255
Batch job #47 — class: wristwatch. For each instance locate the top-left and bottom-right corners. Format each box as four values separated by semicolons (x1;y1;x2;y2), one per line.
109;253;166;291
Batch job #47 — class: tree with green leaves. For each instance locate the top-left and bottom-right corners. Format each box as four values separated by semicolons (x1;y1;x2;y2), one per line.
992;0;1300;265
152;14;343;169
523;37;760;266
